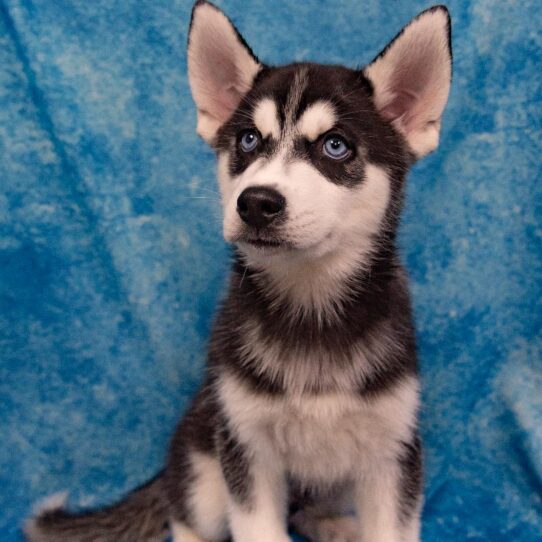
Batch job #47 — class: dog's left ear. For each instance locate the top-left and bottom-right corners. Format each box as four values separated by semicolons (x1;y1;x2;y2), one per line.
364;6;452;158
187;1;262;144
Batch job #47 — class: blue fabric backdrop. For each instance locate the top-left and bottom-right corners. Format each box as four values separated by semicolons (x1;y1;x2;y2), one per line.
1;0;541;540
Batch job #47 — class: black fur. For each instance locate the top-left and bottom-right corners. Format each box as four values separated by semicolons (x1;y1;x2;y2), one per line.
216;420;254;508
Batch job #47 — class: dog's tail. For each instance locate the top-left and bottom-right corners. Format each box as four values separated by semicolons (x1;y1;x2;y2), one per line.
24;471;169;542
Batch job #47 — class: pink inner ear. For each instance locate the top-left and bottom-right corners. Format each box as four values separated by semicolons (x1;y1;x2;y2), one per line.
378;45;445;133
197;40;259;123
379;90;418;124
188;2;262;141
364;7;451;155
207;85;243;123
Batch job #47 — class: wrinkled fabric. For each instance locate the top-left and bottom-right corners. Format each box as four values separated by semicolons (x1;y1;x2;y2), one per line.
0;1;541;540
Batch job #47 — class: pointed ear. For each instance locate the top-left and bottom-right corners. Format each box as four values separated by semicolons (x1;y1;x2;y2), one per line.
187;1;262;144
364;6;452;158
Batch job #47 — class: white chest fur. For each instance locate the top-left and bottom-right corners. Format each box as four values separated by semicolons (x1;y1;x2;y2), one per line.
218;374;419;485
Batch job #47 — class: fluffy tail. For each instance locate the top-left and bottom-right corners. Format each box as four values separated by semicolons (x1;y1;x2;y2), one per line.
25;471;169;542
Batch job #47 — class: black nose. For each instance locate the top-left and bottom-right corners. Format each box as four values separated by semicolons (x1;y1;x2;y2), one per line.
237;187;286;229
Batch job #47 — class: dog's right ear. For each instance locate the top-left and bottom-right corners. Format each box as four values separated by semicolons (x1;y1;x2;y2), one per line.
363;6;452;158
187;1;262;145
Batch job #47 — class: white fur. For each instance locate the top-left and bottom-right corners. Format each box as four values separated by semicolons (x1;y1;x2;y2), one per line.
188;2;261;143
24;492;69;541
222;150;348;251
356;461;402;542
253;98;281;140
218;373;419;486
364;7;451;157
30;492;68;515
283;68;310;134
171;521;208;542
402;501;423;542
187;452;228;541
296;101;337;141
248;163;391;316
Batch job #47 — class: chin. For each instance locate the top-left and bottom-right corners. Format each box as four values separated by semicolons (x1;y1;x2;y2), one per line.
236;234;340;270
236;240;294;264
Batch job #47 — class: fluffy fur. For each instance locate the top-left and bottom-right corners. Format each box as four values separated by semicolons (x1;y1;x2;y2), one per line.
24;2;452;541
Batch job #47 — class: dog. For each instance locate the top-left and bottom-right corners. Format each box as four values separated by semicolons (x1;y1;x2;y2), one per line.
25;2;452;541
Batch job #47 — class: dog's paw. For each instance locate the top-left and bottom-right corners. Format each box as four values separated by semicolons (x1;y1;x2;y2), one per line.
290;510;358;542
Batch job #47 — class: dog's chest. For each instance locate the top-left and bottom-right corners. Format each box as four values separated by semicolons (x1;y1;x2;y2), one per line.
269;395;375;482
221;374;419;484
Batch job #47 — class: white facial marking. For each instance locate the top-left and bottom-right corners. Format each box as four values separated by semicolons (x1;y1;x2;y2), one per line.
218;148;392;314
296;101;337;141
218;151;270;243
253;98;280;139
284;68;309;132
246;163;391;314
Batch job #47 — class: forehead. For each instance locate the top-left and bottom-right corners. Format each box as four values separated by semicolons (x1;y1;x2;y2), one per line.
251;64;373;129
216;64;375;145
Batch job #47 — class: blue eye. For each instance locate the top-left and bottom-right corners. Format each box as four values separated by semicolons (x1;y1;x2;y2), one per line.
239;130;260;152
323;135;350;160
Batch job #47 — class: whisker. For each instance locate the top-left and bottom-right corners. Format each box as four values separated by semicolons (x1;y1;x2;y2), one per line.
176;195;221;201
239;266;248;288
196;187;222;196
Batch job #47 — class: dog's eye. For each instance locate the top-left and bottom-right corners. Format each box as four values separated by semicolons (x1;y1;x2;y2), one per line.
323;135;350;160
239;130;261;153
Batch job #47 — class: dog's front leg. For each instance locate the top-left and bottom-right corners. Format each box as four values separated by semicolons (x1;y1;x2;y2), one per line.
227;466;290;542
218;426;290;542
355;459;404;542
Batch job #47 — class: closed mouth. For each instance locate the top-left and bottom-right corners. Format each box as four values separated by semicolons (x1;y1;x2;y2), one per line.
246;238;282;248
236;235;291;250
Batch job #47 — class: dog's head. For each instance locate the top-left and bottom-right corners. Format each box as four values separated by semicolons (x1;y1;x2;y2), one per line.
187;1;452;274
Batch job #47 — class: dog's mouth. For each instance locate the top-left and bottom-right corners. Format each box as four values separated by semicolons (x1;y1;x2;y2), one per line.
245;238;282;248
236;234;292;251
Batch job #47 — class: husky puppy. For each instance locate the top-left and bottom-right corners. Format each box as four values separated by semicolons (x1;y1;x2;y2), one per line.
25;2;452;541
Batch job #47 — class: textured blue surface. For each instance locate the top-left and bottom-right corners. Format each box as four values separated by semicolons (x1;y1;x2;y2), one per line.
1;1;541;540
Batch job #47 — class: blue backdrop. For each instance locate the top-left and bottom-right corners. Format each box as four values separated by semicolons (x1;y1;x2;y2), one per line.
1;1;541;540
